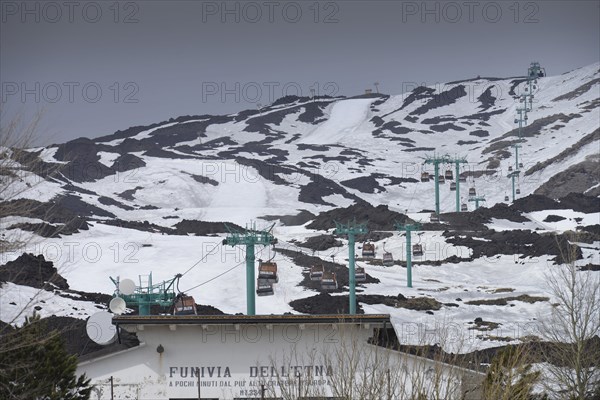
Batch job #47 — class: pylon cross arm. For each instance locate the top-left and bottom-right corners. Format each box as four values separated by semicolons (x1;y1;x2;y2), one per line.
334;221;368;236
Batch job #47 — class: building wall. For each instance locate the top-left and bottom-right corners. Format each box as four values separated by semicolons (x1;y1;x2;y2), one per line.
78;323;480;399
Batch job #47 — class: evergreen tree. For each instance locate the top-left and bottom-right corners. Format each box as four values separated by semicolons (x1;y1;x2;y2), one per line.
0;314;92;400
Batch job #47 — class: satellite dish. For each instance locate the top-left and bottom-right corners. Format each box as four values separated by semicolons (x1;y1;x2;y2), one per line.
86;311;117;345
109;297;126;315
119;278;136;295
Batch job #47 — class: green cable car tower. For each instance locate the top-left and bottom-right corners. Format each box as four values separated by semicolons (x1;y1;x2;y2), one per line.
222;222;277;316
334;220;368;314
395;222;421;288
509;102;529;201
424;154;468;214
468;195;486;210
424;154;451;216
507;62;544;202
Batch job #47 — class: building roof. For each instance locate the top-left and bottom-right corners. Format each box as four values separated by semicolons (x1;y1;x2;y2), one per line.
112;313;391;327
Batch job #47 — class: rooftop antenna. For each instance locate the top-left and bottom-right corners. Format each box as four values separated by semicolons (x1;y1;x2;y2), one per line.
109;273;180;316
86;311;117;345
109;297;126;315
374;82;380;94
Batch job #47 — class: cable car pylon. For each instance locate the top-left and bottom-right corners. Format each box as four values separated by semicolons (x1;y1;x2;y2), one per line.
334;220;368;315
509;107;526;202
468;195;486;210
452;156;468;212
424;154;468;214
394;222;421;288
222;222;277;316
507;62;543;202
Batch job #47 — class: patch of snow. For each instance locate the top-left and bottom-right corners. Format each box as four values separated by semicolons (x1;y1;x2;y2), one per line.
0;282;106;325
97;151;120;167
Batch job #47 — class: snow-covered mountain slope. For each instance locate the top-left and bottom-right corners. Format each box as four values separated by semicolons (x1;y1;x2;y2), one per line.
1;62;598;352
6;63;599;214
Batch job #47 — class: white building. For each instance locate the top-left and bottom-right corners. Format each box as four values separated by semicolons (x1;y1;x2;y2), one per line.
78;314;483;399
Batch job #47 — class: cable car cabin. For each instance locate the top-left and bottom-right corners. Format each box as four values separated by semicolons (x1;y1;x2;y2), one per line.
321;272;338;291
461;203;468;212
258;261;278;283
508;166;513;172
382;252;394;267
468;187;476;196
310;265;324;281
450;182;457;191
459;175;467;183
420;172;430;182
430;213;440;223
173;295;197;316
444;169;453;180
504;195;510;201
518;162;523;168
355;267;366;283
362;243;375;258
438;175;445;184
256;281;274;296
412;244;423;257
516;188;521;194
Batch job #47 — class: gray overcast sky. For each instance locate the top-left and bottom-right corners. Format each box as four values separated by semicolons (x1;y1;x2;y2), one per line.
1;0;599;145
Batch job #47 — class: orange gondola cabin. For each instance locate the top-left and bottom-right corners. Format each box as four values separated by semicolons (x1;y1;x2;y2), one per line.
173;294;197;316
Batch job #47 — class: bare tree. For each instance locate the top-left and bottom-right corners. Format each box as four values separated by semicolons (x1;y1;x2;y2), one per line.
322;336;401;399
483;345;541;400
0;109;47;189
0;109;67;328
0;110;94;398
260;345;329;399
260;321;484;399
0;109;67;256
539;234;600;399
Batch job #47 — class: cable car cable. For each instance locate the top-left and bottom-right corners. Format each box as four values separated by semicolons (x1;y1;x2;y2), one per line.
180;241;223;277
181;245;268;292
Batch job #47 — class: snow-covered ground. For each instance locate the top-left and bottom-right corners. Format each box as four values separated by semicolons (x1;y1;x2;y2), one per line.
2;209;596;351
0;282;107;325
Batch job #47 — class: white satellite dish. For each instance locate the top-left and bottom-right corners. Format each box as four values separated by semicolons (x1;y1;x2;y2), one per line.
86;311;117;345
109;297;127;315
119;278;136;295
